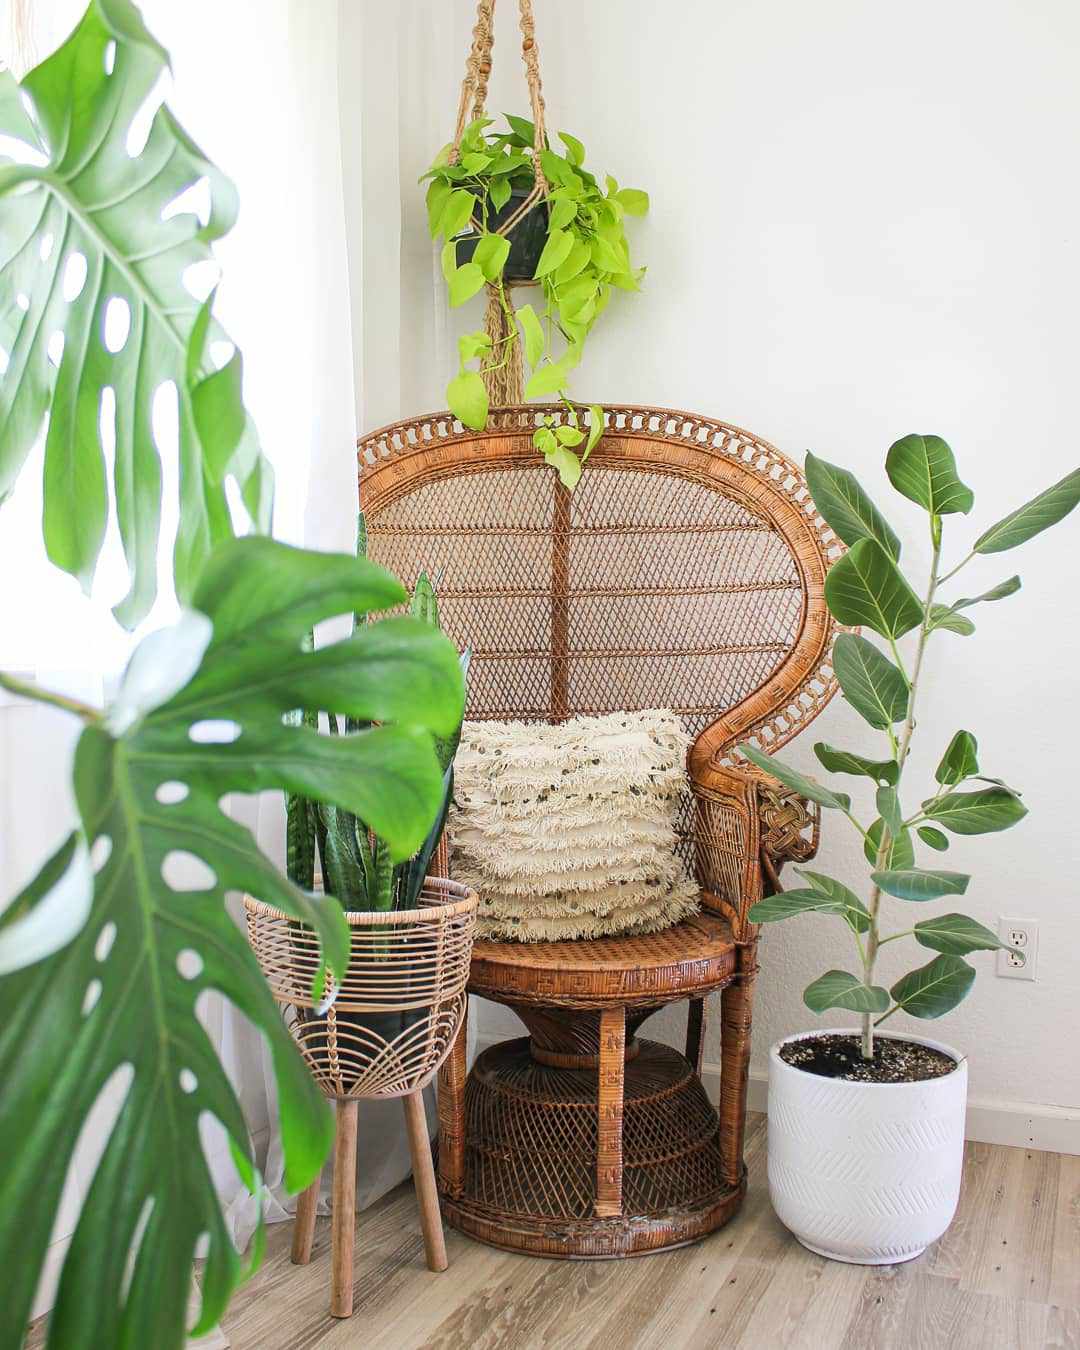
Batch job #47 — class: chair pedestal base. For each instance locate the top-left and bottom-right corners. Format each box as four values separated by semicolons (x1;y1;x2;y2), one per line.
440;1032;745;1259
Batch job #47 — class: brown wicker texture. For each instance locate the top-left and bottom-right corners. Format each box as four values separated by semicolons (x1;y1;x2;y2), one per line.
358;405;840;1258
245;879;477;1315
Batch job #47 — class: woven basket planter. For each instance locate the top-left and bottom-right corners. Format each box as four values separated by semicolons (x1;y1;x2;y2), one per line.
244;878;477;1100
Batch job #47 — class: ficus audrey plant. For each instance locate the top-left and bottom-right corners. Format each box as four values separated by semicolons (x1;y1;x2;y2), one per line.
0;4;464;1348
424;114;648;489
741;435;1080;1060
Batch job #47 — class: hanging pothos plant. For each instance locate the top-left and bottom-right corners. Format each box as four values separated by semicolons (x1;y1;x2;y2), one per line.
0;4;465;1348
423;114;649;489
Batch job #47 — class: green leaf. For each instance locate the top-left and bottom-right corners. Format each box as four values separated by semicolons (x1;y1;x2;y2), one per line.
935;730;979;785
447;370;488;430
542;444;583;490
793;868;872;933
558;130;585;166
831;633;909;729
556;425;585;446
472;233;511;283
863;819;915;869
614;187;650;216
871;868;971;901
739;745;851;811
750;888;856;925
489;175;512;211
0;14;274;625
448;261;485;307
426;179;452;237
924;787;1028;835
518;303;545;368
890;954;975;1018
917;825;950;852
548;197;578;231
804;971;890;1014
876;786;904;838
949;575;1022;610
928;604;976;636
554;237;591;284
885;434;974;515
590;236;625;273
504;113;536;145
814;742;898;785
457;330;492;364
914;913;1009;957
0;534;464;1350
973;468;1080;553
438;188;476;238
461;150;491;174
804;452;901;559
585;404;605;459
534;226;575;278
824;539;924;639
524;361;571;399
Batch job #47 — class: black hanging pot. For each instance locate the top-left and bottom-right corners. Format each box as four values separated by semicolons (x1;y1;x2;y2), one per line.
455;187;550;285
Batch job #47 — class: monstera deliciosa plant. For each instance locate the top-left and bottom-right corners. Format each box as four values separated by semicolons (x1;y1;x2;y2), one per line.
0;5;464;1349
741;434;1080;1059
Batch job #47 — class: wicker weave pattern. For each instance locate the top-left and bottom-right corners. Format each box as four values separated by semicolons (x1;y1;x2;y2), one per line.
244;880;476;1099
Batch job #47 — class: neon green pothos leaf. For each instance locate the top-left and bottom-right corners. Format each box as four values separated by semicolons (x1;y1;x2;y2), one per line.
0;536;465;1350
0;0;274;626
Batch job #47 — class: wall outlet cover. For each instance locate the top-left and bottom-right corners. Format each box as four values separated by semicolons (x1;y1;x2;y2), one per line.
997;918;1038;981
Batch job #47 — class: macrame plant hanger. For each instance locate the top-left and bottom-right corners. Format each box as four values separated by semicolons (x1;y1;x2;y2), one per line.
448;0;550;407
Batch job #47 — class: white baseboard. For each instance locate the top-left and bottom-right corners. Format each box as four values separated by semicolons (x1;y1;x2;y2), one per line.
473;1034;1079;1156
702;1063;1080;1157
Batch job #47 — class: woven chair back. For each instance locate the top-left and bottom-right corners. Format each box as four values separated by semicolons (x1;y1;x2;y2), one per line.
358;405;840;769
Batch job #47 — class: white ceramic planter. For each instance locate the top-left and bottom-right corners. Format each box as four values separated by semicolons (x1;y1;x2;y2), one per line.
767;1028;967;1264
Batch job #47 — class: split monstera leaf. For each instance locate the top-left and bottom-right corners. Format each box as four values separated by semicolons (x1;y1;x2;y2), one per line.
0;0;273;626
0;538;465;1349
740;434;1080;1060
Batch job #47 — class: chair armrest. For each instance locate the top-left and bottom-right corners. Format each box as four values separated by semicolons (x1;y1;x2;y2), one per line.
688;760;820;942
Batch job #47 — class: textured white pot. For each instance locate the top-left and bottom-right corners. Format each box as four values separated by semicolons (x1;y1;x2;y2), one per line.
767;1028;967;1265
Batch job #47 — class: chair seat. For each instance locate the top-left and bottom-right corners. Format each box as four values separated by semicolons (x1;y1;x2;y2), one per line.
467;909;737;1010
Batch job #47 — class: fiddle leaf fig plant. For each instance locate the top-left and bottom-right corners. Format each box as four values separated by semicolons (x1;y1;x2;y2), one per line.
424;114;647;487
741;435;1080;1060
0;0;273;626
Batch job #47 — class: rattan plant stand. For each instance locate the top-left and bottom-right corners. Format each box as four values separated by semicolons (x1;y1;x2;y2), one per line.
244;878;477;1314
357;405;840;1258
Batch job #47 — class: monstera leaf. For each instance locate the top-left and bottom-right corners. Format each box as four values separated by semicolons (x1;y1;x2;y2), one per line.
0;537;464;1350
0;0;273;625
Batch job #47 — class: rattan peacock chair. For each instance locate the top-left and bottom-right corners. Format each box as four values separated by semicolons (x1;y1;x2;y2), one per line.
357;404;841;1258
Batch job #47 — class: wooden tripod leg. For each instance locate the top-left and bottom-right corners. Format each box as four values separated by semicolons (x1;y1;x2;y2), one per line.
595;1006;626;1218
719;940;759;1190
290;1170;320;1265
437;996;468;1199
330;1099;358;1318
404;1090;449;1272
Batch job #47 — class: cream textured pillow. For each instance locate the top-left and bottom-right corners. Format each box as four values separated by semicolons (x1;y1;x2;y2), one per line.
449;709;700;942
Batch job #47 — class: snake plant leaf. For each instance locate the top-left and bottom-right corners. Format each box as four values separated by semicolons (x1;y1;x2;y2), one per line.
914;913;1010;958
739;744;851;812
824;539;924;639
870;868;971;901
973;468;1080;554
814;742;898;786
923;786;1028;835
0;536;464;1350
804;970;890;1015
0;0;274;626
792;868;872;934
885;434;974;516
890;953;976;1018
830;633;909;729
934;730;979;785
804;452;901;559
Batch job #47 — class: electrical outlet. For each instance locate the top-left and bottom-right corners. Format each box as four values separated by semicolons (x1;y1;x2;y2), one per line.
997;918;1038;980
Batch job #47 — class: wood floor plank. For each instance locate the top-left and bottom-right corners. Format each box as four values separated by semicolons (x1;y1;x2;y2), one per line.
889;1273;1051;1350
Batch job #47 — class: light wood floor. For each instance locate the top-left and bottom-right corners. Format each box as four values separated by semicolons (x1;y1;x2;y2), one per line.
27;1113;1080;1349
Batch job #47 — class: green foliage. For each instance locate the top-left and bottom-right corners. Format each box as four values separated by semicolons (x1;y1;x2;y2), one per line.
741;433;1080;1059
424;115;647;485
0;537;465;1350
0;0;273;626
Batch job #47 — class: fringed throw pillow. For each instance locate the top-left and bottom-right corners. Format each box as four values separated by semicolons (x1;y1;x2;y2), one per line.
449;709;700;942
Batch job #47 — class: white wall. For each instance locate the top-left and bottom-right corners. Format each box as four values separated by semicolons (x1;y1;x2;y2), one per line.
348;0;1080;1132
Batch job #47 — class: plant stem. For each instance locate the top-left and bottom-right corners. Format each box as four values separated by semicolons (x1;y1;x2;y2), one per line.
859;518;943;1060
0;671;102;722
